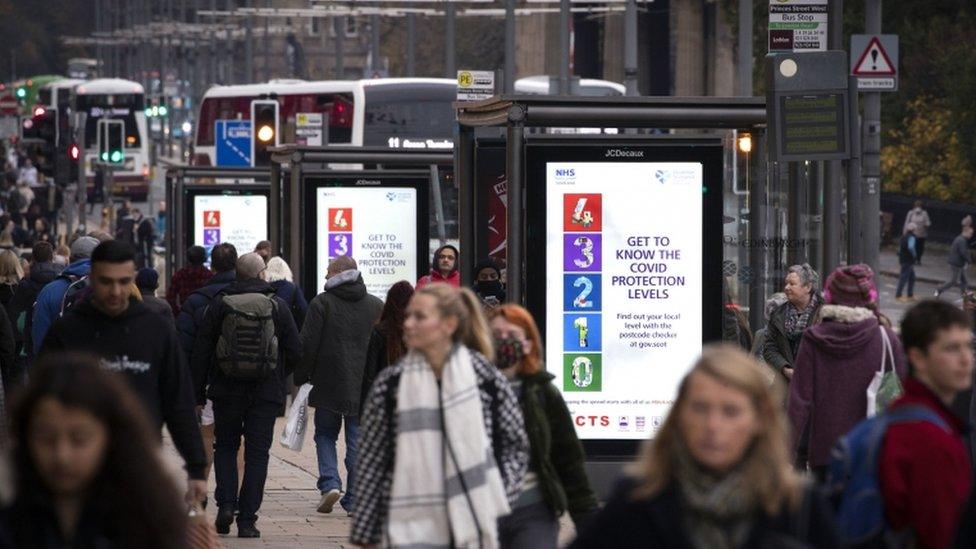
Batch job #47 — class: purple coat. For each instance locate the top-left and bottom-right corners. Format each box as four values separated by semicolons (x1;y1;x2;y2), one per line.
788;304;908;467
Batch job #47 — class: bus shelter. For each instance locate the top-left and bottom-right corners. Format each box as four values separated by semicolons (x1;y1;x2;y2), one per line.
455;95;768;493
165;166;272;284
269;146;454;299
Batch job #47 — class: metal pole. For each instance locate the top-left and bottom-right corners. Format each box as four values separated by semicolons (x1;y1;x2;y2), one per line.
445;4;456;78
748;130;768;333
737;0;753;96
264;0;270;81
430;165;447;246
787;163;804;265
371;14;381;75
95;0;102;76
862;0;882;272
334;17;345;78
456;125;476;283
406;13;416;77
504;0;516;93
210;0;217;84
225;0;235;84
245;0;254;83
822;0;843;270
559;0;570;94
506;106;525;303
847;75;863;264
624;0;639;96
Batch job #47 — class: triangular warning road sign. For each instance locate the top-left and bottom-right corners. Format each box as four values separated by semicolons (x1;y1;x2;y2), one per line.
852;36;896;76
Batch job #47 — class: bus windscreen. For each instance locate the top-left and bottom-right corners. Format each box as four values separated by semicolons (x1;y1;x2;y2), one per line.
363;85;455;148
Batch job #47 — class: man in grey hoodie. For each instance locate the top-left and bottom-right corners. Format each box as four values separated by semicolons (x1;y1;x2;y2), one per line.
903;200;931;265
936;225;974;298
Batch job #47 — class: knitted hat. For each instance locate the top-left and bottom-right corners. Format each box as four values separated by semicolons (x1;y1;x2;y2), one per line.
69;236;99;260
236;252;267;281
823;264;878;308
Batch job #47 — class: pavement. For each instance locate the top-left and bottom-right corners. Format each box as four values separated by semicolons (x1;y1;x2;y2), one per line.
876;243;971;326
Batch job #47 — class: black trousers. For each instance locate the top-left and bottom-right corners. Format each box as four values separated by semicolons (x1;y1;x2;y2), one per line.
916;237;926;264
212;395;279;526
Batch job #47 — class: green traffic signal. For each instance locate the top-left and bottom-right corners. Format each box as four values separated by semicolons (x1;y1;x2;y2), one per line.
158;105;168;116
15;87;26;99
110;150;123;163
144;107;153;117
100;151;108;161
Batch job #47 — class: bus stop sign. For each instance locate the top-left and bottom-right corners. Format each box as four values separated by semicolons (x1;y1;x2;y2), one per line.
215;119;252;167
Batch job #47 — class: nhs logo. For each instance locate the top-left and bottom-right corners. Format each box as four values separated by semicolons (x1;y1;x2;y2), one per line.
553;166;577;185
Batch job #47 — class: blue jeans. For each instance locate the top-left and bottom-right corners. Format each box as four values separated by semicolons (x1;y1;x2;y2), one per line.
313;408;359;510
896;262;916;297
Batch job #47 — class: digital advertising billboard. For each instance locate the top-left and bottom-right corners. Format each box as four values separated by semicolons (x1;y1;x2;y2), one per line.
185;186;270;267
526;140;723;457
303;173;430;300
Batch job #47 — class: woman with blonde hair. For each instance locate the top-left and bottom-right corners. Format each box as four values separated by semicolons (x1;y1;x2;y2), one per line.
265;256;308;329
352;284;529;548
571;345;839;549
489;304;596;548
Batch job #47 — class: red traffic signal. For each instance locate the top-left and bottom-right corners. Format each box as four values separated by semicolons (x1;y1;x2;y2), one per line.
32;105;46;118
68;143;80;161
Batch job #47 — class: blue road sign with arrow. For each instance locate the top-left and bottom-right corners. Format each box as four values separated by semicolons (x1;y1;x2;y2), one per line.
215;119;252;167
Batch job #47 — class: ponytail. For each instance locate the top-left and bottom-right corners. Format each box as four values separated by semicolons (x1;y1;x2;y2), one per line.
457;288;495;362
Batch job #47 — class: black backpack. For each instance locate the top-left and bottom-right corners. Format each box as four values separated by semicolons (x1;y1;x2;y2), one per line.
58;274;90;316
215;293;279;379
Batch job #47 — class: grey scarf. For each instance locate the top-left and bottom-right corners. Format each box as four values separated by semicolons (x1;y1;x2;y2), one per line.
674;446;756;549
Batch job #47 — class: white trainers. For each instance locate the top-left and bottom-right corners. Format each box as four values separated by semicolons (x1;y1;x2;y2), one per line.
317;489;341;514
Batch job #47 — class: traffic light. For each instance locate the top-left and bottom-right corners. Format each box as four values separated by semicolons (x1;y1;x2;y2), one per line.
250;99;279;167
15;86;27;105
97;119;125;165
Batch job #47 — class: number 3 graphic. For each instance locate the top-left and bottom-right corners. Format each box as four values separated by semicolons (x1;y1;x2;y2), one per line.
333;235;349;256
573;236;594;268
573;276;593;308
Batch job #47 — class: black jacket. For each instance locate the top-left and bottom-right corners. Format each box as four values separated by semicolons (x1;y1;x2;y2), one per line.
10;262;62;349
175;269;236;366
296;271;383;414
140;293;174;327
39;298;207;480
517;371;597;523
191;278;302;407
762;299;822;376
359;326;388;416
570;479;840;549
270;279;309;330
0;494;118;549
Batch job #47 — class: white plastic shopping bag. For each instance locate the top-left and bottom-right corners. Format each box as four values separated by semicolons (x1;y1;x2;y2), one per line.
280;383;313;451
866;327;902;417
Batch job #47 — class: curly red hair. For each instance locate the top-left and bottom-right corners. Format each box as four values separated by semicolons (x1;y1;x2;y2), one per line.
488;304;544;375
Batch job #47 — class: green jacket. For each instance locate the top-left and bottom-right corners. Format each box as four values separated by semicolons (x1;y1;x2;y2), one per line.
517;370;598;523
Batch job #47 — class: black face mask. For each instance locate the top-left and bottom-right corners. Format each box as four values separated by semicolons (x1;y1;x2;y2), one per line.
475;280;505;299
494;335;525;370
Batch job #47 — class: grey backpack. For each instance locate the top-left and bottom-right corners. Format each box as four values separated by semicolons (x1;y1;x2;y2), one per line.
216;293;279;379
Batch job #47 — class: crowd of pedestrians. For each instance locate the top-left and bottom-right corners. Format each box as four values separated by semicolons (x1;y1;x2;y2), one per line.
0;232;971;548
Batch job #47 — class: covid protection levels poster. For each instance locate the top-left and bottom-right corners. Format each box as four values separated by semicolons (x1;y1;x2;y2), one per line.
315;186;418;299
546;162;704;440
194;194;268;262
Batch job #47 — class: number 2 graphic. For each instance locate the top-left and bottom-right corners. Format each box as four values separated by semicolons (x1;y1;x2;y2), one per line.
333;235;349;256
573;236;594;268
573;276;593;308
